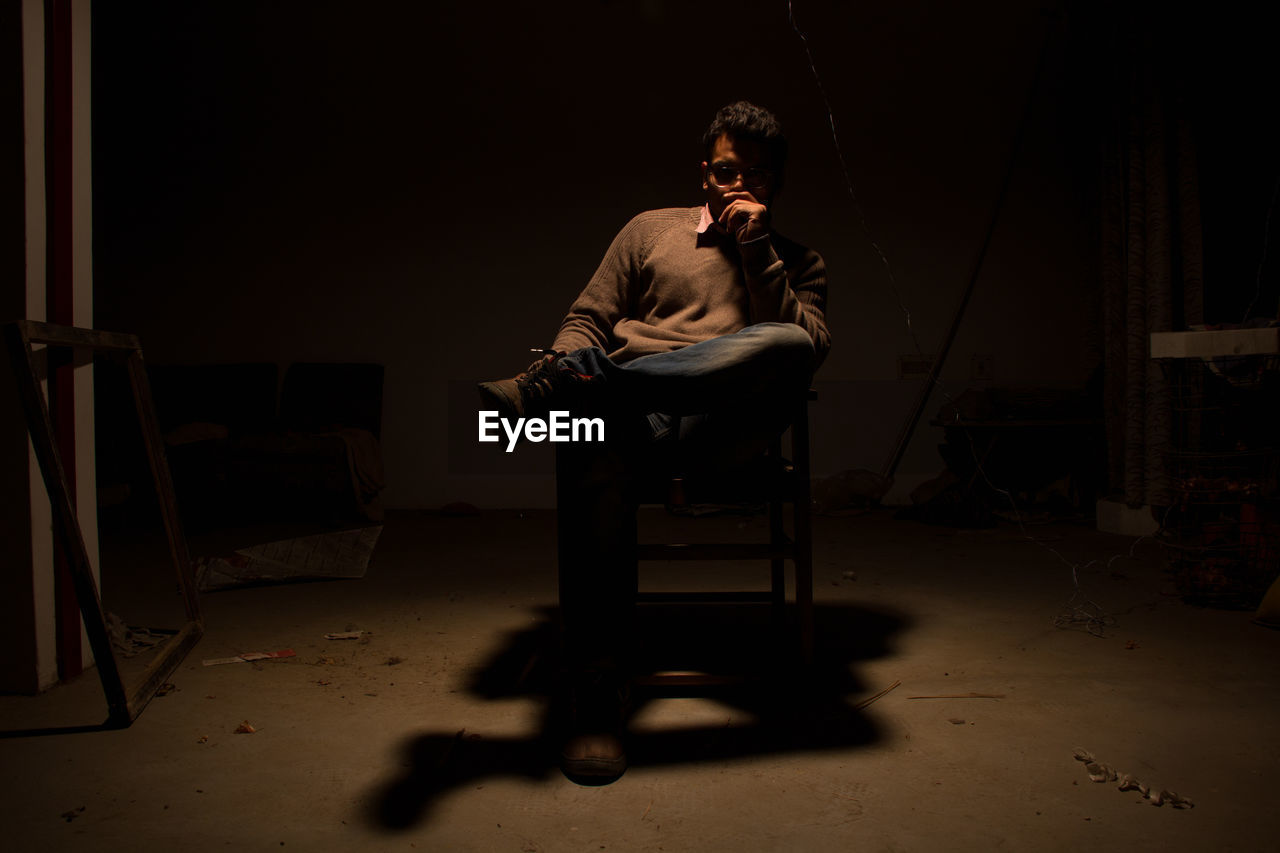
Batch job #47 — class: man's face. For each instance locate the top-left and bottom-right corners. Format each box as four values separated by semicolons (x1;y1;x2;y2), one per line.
702;133;778;221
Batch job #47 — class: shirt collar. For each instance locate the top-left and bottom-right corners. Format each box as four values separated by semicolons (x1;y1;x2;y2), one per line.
696;203;726;236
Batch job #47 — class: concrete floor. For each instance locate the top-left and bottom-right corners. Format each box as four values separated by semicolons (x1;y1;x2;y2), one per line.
2;507;1279;851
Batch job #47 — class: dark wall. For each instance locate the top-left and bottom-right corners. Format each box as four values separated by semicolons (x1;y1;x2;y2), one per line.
89;1;1158;507
1186;19;1280;323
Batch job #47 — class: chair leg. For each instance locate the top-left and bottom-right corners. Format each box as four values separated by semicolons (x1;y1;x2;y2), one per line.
793;398;815;667
769;494;786;624
795;507;814;667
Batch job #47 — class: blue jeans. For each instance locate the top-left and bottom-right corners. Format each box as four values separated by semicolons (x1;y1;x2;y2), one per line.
555;323;815;672
560;322;813;414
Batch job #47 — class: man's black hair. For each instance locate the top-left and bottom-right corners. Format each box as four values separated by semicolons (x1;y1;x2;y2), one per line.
701;101;789;176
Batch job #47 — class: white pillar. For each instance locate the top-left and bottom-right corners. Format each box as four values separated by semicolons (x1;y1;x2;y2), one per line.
0;0;97;694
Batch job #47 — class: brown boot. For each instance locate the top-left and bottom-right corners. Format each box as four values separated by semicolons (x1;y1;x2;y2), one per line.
477;351;569;421
560;679;629;784
560;731;626;783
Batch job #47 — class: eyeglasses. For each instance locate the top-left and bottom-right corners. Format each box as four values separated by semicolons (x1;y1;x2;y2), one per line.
706;163;773;190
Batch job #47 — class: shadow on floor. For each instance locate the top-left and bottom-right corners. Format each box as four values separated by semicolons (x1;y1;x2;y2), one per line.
368;601;909;829
0;719;125;740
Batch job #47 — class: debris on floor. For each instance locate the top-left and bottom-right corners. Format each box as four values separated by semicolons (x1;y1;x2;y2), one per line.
235;721;257;734
324;631;365;640
1072;748;1194;808
202;649;296;666
852;679;901;710
195;525;382;592
60;806;86;823
105;612;174;658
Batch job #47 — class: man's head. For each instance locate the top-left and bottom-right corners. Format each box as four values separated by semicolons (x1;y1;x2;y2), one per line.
700;101;788;220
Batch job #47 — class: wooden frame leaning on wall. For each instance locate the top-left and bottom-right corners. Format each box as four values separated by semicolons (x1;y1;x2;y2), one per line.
3;320;203;728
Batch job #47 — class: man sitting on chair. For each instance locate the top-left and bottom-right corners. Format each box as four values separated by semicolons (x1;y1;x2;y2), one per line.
479;100;829;784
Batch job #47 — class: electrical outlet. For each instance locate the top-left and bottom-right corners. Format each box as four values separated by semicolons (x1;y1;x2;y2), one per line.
971;353;993;381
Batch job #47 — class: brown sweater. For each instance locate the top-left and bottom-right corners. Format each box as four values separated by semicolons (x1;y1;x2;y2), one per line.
551;206;830;367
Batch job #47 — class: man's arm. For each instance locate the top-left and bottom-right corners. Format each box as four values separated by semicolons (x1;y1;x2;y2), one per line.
551;215;651;355
718;192;830;367
739;235;831;368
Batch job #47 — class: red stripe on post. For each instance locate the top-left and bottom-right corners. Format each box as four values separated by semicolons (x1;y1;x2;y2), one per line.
46;0;80;680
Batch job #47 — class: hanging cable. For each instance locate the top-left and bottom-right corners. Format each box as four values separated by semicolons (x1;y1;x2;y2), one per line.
785;1;923;357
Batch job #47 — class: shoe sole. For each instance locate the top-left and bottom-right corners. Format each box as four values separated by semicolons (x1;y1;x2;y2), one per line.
561;753;627;785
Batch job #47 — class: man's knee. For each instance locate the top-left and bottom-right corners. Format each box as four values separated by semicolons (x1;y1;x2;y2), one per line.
742;321;813;346
739;322;815;371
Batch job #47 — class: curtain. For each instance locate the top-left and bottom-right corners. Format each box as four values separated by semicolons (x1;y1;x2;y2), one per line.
1099;12;1204;508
